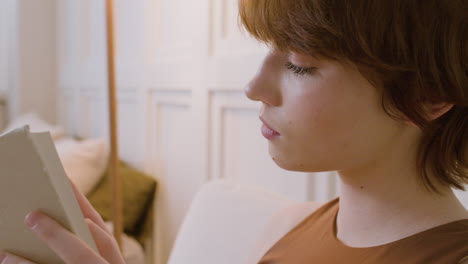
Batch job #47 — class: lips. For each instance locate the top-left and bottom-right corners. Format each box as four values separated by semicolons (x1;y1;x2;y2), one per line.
260;117;280;140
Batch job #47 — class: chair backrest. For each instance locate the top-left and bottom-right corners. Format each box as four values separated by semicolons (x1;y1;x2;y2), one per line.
167;180;294;264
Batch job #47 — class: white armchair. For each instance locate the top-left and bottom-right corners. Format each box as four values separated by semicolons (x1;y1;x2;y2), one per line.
167;180;294;264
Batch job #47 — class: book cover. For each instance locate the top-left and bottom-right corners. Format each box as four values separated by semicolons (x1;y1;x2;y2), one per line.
0;126;98;264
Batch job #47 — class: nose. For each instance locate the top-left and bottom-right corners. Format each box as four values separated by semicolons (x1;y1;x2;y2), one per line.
244;53;282;106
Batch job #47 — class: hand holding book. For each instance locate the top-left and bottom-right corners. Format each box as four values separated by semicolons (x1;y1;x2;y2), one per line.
0;181;125;264
0;126;125;263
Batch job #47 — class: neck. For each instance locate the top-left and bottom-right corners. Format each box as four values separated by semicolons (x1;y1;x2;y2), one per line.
335;131;468;247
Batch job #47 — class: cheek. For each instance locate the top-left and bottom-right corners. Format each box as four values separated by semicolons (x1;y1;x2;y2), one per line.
286;87;375;158
274;96;350;171
287;89;347;136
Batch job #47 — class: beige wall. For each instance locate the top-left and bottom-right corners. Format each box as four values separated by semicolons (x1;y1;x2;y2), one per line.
10;0;57;124
0;0;13;95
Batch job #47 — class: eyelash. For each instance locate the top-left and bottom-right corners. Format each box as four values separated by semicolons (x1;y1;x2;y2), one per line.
285;62;315;76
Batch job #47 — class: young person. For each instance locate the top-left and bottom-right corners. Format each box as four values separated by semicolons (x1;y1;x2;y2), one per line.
240;0;468;263
1;0;466;263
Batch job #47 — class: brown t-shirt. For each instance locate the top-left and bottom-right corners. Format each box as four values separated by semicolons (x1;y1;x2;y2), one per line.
259;198;468;264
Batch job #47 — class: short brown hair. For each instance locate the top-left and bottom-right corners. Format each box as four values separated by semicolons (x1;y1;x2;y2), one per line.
239;0;468;192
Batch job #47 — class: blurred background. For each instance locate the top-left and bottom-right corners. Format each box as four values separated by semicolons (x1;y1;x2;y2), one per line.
0;1;466;264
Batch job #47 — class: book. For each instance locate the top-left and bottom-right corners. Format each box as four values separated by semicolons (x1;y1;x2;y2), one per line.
0;126;97;264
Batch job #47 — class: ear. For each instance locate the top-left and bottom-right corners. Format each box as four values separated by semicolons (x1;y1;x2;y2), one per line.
425;102;454;121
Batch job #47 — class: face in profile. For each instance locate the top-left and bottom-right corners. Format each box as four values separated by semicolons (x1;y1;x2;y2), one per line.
245;49;408;174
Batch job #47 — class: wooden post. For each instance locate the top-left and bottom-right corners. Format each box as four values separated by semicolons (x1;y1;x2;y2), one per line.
105;0;122;249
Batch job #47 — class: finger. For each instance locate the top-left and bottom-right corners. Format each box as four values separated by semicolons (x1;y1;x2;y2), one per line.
0;253;36;264
68;178;111;235
86;219;125;264
25;211;107;264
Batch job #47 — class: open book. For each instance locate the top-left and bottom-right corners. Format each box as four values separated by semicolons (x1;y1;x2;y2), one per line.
0;126;97;264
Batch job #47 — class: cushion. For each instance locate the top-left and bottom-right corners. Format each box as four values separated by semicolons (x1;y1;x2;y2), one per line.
55;137;109;195
167;180;294;264
87;161;157;237
3;112;65;140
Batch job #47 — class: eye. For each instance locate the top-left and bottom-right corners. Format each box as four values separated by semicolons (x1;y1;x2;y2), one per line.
285;62;316;76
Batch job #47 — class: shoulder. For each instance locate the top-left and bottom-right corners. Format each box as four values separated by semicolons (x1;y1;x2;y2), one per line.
245;201;324;264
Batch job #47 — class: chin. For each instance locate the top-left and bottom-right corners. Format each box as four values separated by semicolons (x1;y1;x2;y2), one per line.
268;146;337;172
270;155;334;173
